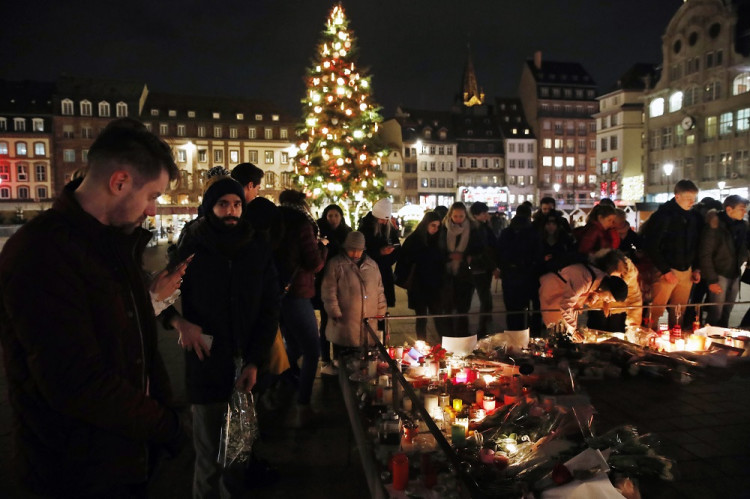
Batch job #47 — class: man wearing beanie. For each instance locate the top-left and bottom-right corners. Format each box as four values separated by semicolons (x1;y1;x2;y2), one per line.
321;231;386;359
358;198;400;307
162;169;280;497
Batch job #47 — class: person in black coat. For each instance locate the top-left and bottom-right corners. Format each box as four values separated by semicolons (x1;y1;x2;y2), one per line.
469;202;500;337
314;204;352;371
641;180;702;328
395;211;444;340
358;198;400;307
164;174;280;497
497;204;545;333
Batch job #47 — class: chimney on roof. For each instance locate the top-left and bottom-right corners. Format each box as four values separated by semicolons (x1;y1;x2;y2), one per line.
534;51;542;70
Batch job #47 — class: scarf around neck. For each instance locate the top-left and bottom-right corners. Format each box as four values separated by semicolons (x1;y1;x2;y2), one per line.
446;220;470;274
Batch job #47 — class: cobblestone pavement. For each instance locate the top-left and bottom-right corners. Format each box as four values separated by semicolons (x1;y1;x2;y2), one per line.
1;242;749;497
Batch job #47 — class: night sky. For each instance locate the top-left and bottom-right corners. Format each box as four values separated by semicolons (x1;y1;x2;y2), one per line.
1;0;684;117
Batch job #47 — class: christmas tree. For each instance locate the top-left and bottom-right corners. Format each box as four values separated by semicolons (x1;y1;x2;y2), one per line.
293;3;388;223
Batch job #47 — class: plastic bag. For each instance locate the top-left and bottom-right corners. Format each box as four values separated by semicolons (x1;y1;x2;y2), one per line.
218;358;259;468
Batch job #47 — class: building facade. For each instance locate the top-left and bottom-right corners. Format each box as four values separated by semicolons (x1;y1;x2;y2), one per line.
0;80;56;221
518;52;599;208
594;64;658;204
644;0;750;201
496;97;537;209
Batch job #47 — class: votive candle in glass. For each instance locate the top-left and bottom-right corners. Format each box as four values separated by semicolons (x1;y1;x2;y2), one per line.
483;395;496;412
452;398;463;412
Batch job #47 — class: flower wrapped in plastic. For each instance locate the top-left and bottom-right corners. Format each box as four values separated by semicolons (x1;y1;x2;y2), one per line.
587;425;674;481
218;358;259;469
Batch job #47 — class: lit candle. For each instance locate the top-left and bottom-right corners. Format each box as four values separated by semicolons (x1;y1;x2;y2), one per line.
456;417;469;436
483;395;496;412
474;408;486;421
455;371;468;384
423;394;439;413
675;338;686;351
475;389;485;406
439;393;450;408
452;398;463;412
483;374;495;387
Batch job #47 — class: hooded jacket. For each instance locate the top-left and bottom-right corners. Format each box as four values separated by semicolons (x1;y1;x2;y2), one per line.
0;180;178;496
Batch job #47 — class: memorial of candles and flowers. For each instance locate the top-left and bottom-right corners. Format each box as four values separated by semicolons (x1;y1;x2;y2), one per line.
343;320;748;498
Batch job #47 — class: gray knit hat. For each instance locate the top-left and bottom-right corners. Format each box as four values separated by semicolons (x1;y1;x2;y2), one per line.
343;231;366;250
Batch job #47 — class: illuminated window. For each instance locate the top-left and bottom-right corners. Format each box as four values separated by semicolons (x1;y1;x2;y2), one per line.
116;102;128;117
649;98;664;117
98;101;110;117
733;73;750;95
669;92;683;112
61;99;73;115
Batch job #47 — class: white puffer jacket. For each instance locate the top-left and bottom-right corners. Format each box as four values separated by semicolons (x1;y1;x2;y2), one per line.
322;253;387;347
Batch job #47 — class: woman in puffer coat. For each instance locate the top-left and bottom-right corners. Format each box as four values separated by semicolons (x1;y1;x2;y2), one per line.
321;231;386;357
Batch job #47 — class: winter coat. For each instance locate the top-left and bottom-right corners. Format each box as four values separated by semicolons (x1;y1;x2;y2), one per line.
471;221;499;274
358;212;400;307
541;231;577;273
497;215;544;281
395;229;443;310
276;207;327;299
699;210;749;284
169;217;280;404
321;253;386;347
576;220;620;255
0;180;178;496
642;198;702;273
539;263;606;332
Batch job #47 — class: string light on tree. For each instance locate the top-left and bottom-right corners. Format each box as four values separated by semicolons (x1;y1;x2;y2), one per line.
293;3;388;223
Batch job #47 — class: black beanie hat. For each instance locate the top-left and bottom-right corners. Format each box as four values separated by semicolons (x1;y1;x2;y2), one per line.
202;175;246;214
599;275;628;302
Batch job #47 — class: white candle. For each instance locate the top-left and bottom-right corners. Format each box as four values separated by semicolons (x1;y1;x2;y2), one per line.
424;394;439;413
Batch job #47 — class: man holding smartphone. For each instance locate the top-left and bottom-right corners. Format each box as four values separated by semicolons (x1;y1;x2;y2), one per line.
0;119;184;497
162;168;279;497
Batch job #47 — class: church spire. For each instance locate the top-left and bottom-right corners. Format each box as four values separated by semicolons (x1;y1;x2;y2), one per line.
462;43;484;107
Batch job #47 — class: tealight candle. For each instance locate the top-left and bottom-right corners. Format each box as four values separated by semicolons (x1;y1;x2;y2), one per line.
452;398;463;412
483;395;496;412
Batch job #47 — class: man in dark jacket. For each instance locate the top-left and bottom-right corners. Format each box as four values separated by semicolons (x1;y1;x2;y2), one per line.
699;195;749;327
642;179;702;328
469;202;499;336
0;120;183;497
498;204;545;333
164;171;280;497
533;196;572;235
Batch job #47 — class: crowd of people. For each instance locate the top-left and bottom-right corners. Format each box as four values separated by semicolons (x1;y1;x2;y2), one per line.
0;119;748;497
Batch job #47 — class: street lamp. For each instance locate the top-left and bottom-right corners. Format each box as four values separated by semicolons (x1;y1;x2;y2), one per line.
663;162;674;201
718;181;726;201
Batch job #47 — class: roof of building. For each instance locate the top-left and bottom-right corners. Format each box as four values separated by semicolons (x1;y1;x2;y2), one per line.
525;59;596;87
56;75;146;101
0;80;56;114
603;63;659;94
144;91;295;123
494;97;535;139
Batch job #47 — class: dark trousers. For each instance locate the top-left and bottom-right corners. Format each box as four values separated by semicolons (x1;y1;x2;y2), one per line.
280;297;320;405
439;274;474;337
502;276;538;332
413;295;443;341
473;272;493;336
319;308;331;363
